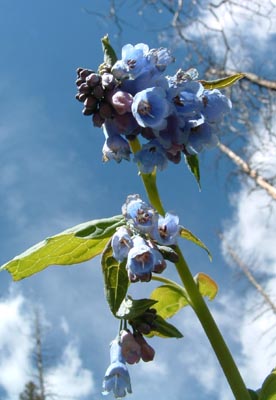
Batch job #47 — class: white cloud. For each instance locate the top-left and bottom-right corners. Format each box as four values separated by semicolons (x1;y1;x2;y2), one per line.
0;294;32;399
0;293;95;400
46;342;95;398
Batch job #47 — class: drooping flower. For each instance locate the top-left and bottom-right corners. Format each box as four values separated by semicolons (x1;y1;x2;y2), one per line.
133;139;168;174
102;339;132;398
120;330;141;364
201;89;232;123
102;122;131;162
134;333;155;362
126;236;156;282
186;123;219;155
132;87;171;130
111;227;133;262
122;194;158;234
152;212;180;245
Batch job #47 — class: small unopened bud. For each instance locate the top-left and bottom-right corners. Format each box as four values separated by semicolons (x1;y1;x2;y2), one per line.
80;68;93;80
84;96;98;111
92;112;105;127
99;103;113;119
111;91;133;115
134;334;155;362
77;93;87;102
101;73;116;90
93;85;105;99
75;78;84;87
86;73;101;87
79;83;91;94
120;330;141;365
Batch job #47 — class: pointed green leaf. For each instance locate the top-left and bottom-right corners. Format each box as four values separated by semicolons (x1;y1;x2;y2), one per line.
150;284;189;319
259;369;276;400
194;273;218;301
148;315;183;338
101;34;118;67
101;240;129;316
185;154;201;189
179;227;212;260
1;215;125;281
116;296;157;320
199;73;245;90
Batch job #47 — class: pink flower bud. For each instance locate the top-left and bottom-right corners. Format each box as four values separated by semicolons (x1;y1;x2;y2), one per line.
134;334;155;362
120;330;141;364
111;91;133;115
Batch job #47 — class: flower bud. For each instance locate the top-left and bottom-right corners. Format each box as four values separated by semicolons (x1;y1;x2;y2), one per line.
111;91;133;115
92;112;105;127
99;103;113;119
120;330;141;364
86;73;101;87
134;334;155;362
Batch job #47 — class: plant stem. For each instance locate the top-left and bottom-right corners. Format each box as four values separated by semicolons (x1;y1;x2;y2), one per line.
130;136;251;399
174;247;251;400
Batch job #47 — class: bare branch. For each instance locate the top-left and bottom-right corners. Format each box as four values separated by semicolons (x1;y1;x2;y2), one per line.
218;142;276;201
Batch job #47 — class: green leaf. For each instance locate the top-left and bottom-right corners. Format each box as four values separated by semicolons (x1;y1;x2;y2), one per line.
116;296;157;320
101;240;129;316
179;227;212;261
1;215;125;281
150;284;189;319
185;154;201;189
148;315;183;338
259;369;276;400
199;73;244;90
101;34;118;67
194;273;218;301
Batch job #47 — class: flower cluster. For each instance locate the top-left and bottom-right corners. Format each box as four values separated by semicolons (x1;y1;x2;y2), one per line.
103;330;155;398
111;194;180;282
76;42;231;172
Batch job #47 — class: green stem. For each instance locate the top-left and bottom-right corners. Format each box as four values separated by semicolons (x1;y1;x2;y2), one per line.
129;139;165;216
174;247;250;400
129;137;251;399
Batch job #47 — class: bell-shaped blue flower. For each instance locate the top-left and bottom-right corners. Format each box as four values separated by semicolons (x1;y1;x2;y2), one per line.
102;339;132;398
201;89;232;123
112;43;150;80
133;139;168;174
186;123;219;154
111;227;133;262
122;194;158;234
102;122;131;163
132;87;170;130
152;212;180;245
126;236;155;282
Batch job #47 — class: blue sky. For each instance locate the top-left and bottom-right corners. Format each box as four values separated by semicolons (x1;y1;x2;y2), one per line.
0;1;275;400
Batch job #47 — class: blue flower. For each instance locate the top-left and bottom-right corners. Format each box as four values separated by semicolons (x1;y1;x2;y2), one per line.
102;122;131;163
132;87;171;130
148;47;175;71
122;194;158;234
201;89;232;123
102;339;132;398
111;227;133;262
186;123;219;154
112;43;150;80
152;212;180;245
126;236;155;282
133;139;168;174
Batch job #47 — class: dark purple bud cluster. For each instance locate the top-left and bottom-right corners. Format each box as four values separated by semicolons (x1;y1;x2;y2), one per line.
75;68;116;127
129;308;157;335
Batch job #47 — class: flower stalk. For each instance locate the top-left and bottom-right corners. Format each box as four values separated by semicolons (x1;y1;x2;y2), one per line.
132;138;251;400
